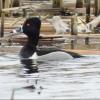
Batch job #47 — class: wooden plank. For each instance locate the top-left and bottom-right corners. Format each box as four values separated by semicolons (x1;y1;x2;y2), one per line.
2;5;34;12
1;5;60;12
11;34;63;40
7;34;63;45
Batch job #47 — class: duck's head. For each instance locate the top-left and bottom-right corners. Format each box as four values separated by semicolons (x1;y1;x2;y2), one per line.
23;17;41;46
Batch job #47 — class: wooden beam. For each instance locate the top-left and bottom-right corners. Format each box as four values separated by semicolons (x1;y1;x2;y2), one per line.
2;5;31;12
1;4;45;12
0;12;5;37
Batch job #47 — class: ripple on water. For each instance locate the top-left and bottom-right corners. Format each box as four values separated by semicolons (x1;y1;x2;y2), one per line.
0;53;100;99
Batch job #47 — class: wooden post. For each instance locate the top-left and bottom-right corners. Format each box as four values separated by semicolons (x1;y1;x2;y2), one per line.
12;0;20;7
94;0;100;16
0;0;4;38
94;0;98;16
0;12;5;37
23;9;27;17
71;40;75;49
71;14;78;35
52;0;63;8
76;0;83;8
98;0;100;15
0;0;3;16
4;0;10;8
86;0;91;23
71;14;78;49
85;37;89;45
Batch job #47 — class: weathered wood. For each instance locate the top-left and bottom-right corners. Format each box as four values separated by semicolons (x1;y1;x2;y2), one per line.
86;0;90;23
2;5;30;12
94;0;98;16
1;34;100;46
76;0;83;8
97;0;100;15
71;40;75;49
0;12;5;37
0;34;63;45
71;14;78;35
85;37;89;45
4;0;12;8
94;0;100;16
12;0;20;7
0;0;3;16
52;0;63;8
0;0;3;37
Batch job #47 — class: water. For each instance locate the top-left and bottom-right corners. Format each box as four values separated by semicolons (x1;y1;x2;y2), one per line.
0;53;100;99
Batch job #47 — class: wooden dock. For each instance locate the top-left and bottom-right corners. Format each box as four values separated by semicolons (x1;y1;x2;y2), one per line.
10;34;64;45
0;33;100;56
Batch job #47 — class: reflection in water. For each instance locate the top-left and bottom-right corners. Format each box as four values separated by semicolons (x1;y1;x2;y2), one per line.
20;59;42;94
20;59;38;74
1;54;100;99
0;53;44;99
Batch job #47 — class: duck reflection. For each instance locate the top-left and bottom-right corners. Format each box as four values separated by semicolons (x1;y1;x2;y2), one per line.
20;59;38;74
20;59;44;95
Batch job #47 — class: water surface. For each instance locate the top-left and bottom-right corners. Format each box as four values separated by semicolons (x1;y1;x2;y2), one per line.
0;53;100;99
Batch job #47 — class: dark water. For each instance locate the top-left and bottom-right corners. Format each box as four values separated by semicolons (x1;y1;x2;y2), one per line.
0;53;100;99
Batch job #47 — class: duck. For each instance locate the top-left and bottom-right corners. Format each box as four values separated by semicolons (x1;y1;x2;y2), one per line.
20;17;82;74
20;17;81;58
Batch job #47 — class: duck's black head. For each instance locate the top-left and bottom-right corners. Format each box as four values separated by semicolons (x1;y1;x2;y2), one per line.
23;17;41;46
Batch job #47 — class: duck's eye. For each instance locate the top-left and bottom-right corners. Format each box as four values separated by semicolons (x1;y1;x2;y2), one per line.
27;23;30;26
